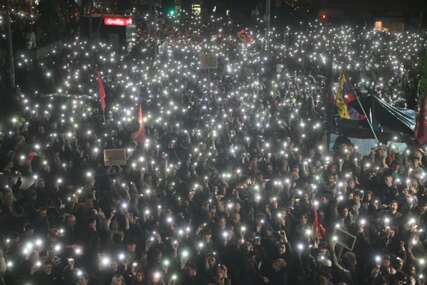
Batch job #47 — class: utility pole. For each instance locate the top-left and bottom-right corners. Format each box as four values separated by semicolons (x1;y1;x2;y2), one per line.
5;0;15;89
325;55;333;151
265;0;271;50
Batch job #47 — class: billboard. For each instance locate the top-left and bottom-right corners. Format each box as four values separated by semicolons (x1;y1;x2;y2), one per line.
103;16;133;27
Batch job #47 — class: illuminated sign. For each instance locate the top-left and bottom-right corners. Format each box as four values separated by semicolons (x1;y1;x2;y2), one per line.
192;4;201;16
103;16;133;26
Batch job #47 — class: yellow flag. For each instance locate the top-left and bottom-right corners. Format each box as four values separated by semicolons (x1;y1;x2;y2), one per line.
336;74;350;119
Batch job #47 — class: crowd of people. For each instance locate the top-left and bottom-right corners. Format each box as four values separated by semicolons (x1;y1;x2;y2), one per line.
1;12;427;285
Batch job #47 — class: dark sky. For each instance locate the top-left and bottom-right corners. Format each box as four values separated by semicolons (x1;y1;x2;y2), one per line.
198;0;427;14
325;0;425;12
178;0;427;25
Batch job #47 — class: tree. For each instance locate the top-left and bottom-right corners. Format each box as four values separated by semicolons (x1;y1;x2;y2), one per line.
38;0;64;43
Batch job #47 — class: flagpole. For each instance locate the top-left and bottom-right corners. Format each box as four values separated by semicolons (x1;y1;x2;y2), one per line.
325;55;333;151
354;91;380;143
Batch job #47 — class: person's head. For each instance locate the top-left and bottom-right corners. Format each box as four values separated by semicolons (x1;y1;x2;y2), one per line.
111;274;125;285
365;191;373;201
347;178;356;190
412;156;422;168
38;207;48;218
341;207;349;218
381;255;391;268
111;260;119;272
88;218;96;231
206;254;216;268
327;174;337;186
409;180;419;194
2;189;13;206
185;262;198;278
291;166;300;178
320;195;329;205
201;201;210;211
36;178;46;189
217;215;227;229
390;201;399;212
202;228;212;242
44;261;53;274
409;265;417;277
77;276;89;285
234;202;241;212
300;214;308;225
272;258;287;272
135;270;144;282
352;192;361;204
384;227;396;238
393;257;404;271
376;147;386;158
127;240;137;253
66;214;76;226
328;164;338;175
216;264;228;279
390;160;400;172
208;206;217;219
384;174;393;187
232;212;241;224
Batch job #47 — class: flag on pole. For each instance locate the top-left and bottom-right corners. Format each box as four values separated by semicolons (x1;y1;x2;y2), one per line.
96;70;107;113
416;95;427;146
132;104;145;144
313;209;326;240
336;74;351;119
336;74;367;121
237;29;253;44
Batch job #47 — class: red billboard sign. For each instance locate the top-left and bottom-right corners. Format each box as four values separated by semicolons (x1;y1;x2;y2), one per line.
103;16;133;26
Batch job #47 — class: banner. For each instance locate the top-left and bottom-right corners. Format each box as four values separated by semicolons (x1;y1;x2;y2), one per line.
104;149;128;166
334;228;357;251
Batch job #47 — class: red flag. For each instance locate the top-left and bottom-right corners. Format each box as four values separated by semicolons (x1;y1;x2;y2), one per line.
96;70;107;113
313;209;326;240
27;151;38;161
237;29;253;44
416;95;427;146
132;104;145;144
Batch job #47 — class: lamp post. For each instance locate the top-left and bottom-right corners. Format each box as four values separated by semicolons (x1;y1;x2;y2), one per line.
265;0;271;50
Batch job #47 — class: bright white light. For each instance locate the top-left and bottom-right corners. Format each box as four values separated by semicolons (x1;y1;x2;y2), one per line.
118;252;126;261
101;256;111;267
54;244;62;252
181;249;190;258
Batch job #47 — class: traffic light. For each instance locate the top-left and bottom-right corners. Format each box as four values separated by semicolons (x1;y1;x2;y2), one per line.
167;8;176;17
163;0;176;17
319;11;329;23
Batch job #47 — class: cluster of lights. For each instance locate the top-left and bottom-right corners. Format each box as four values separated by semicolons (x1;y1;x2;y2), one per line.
1;11;426;284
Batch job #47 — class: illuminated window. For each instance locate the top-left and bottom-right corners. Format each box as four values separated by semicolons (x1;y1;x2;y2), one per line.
374;21;383;31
